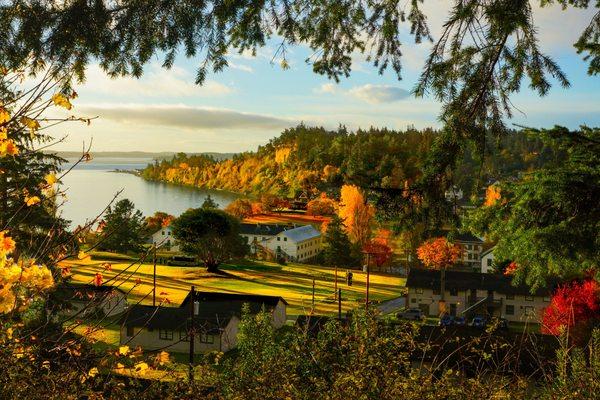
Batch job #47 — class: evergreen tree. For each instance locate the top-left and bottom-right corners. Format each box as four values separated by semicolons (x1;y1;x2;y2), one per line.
99;199;146;253
201;194;218;209
323;215;359;268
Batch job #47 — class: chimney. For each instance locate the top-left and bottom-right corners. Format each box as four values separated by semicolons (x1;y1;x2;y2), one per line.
194;301;200;316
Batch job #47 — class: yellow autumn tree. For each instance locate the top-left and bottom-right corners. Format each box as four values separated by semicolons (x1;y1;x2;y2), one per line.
338;185;374;246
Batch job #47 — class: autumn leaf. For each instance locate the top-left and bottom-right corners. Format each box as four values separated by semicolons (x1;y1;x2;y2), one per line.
88;367;99;378
134;362;149;374
51;93;73;110
0;139;19;156
19;116;40;138
44;173;58;186
118;345;130;356
93;272;103;287
155;351;170;366
25;195;41;206
0;108;10;124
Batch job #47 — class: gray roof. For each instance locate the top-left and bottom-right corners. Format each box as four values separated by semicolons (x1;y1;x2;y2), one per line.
480;246;495;257
454;232;484;243
406;269;551;296
239;223;287;236
281;225;321;242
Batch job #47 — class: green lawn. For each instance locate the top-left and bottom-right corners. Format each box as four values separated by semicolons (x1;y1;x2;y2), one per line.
61;255;405;317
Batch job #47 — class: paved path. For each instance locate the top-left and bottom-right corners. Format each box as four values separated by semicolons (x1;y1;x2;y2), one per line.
377;296;406;315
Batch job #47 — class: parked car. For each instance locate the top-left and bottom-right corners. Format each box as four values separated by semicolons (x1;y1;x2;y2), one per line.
469;316;487;328
439;314;454;327
397;308;425;320
453;316;466;326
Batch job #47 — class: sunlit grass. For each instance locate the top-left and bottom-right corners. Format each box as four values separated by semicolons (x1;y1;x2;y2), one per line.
61;256;405;316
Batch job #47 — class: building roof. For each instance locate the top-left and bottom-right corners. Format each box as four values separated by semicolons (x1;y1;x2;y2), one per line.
280;225;321;242
239;223;287;236
56;284;126;300
480;245;495;257
406;269;551;296
454;232;484;243
122;291;287;331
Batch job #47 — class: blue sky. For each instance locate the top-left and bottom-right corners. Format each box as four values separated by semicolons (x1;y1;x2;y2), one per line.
50;1;600;153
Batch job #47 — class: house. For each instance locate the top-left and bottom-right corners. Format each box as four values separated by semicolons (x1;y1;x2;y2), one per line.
480;246;495;273
444;185;464;202
240;223;322;263
119;292;287;353
405;269;551;323
57;284;128;318
270;225;322;262
454;233;484;270
151;225;179;251
239;223;287;253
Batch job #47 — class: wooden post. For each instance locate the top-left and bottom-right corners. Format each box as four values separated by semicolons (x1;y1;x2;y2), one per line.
189;285;195;382
153;246;157;307
338;288;342;320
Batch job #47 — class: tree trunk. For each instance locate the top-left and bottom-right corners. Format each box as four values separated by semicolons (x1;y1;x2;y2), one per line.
206;262;220;273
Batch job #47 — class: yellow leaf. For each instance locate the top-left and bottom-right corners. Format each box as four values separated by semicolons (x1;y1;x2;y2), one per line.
0;108;10;124
155;351;170;366
25;195;41;206
6;327;13;339
88;367;99;377
51;93;72;110
0;139;19;156
134;362;149;374
19;116;40;138
44;173;58;186
0;127;7;140
116;363;125;369
118;345;130;356
77;251;87;260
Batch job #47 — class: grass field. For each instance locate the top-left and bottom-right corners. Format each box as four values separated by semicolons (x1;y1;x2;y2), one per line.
61;256;405;317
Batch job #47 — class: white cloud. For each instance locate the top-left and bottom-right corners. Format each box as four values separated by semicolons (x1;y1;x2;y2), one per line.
75;103;294;131
229;62;254;73
348;84;411;104
313;83;338;94
79;64;234;98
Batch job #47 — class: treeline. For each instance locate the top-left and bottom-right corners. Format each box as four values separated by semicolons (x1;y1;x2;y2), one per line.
141;124;563;198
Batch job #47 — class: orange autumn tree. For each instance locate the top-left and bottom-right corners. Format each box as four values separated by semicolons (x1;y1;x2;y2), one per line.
306;193;336;216
417;237;461;270
484;184;501;207
338;185;374;246
363;237;393;269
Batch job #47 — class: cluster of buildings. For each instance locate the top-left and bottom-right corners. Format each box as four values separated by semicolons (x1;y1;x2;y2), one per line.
151;221;323;263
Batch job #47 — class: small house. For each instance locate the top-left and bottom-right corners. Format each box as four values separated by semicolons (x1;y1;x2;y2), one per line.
151;225;179;251
120;292;287;353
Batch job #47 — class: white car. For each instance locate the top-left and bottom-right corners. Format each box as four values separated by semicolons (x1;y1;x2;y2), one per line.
397;308;425;320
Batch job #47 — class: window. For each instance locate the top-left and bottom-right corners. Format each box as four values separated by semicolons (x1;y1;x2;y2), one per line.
277;237;280;241
505;305;514;315
411;298;416;303
159;329;173;340
179;330;189;342
416;288;424;294
466;244;472;250
161;230;165;235
449;288;458;296
126;326;134;337
525;295;534;301
543;296;550;302
506;294;514;300
199;334;214;344
284;237;287;241
487;259;492;267
168;231;171;236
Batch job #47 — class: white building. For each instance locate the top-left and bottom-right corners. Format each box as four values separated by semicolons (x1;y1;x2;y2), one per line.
240;223;322;263
480;246;495;273
151;225;179;251
270;225;322;262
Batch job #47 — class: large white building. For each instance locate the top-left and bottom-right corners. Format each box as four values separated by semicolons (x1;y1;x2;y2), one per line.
240;223;322;263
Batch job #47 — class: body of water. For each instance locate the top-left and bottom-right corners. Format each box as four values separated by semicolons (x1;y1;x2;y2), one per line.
58;157;240;227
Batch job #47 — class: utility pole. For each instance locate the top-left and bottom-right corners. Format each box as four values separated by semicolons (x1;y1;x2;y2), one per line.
365;253;371;308
152;245;157;306
311;278;315;313
188;285;195;382
334;265;338;300
338;288;342;320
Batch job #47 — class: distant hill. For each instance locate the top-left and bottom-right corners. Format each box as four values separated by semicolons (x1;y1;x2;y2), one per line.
52;151;235;162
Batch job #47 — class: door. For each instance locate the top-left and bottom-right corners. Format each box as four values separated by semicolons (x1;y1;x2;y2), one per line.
450;303;457;317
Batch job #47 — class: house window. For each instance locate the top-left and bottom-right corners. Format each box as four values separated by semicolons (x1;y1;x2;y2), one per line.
416;288;424;294
487;259;492;267
284;237;287;241
162;231;165;235
199;334;214;344
525;295;534;301
505;305;514;315
159;329;173;340
543;296;550;302
179;330;189;342
506;294;514;300
168;231;171;236
466;244;472;250
449;288;458;296
277;237;280;241
126;326;134;337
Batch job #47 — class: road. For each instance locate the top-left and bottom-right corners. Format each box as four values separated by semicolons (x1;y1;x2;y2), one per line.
377;296;406;315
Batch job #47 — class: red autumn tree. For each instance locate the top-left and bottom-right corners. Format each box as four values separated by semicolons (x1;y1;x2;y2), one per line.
542;279;600;343
306;193;336;216
363;238;393;268
417;237;461;270
225;198;254;219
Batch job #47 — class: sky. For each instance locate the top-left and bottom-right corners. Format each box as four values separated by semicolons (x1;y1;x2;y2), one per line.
49;1;600;153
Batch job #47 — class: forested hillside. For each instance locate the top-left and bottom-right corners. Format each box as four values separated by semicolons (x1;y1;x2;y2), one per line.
141;125;563;198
